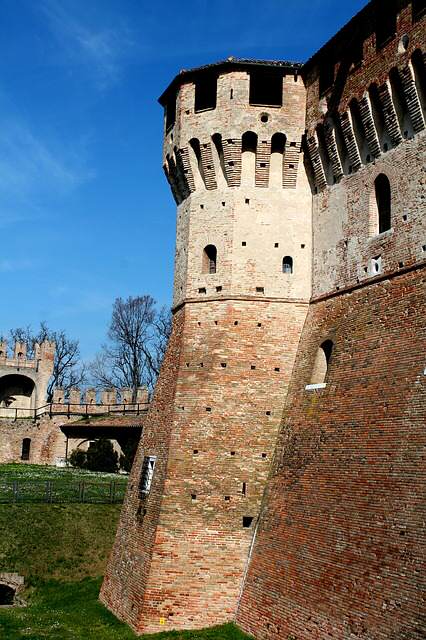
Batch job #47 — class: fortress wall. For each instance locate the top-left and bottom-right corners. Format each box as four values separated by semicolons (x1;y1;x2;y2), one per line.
237;266;426;640
302;1;426;296
0;416;67;465
312;131;425;296
101;298;309;634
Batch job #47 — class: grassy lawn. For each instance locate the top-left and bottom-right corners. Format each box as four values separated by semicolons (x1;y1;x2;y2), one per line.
0;465;252;639
0;463;128;504
0;579;249;640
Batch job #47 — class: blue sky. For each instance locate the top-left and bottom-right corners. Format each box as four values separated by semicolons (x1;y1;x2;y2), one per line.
0;0;366;361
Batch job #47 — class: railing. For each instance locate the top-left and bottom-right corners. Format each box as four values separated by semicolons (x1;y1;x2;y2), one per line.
0;479;127;504
0;402;149;422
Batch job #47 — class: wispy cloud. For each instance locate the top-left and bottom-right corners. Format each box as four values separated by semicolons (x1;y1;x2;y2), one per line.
39;0;135;89
0;119;86;197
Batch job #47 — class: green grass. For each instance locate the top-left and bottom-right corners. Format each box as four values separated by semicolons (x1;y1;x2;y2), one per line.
0;463;128;504
0;463;128;482
0;503;122;581
0;465;252;639
0;579;250;639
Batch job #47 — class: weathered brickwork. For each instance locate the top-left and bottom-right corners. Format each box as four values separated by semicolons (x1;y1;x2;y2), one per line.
237;267;426;640
103;1;425;637
0;415;67;465
101;299;309;633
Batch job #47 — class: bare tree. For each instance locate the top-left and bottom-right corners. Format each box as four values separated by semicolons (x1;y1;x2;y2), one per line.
8;322;86;401
89;296;172;399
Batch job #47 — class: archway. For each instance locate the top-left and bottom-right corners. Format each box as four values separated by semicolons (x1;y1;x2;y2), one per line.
0;584;15;605
0;374;35;416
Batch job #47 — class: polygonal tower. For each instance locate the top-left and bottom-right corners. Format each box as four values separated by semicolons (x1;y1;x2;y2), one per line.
101;58;312;634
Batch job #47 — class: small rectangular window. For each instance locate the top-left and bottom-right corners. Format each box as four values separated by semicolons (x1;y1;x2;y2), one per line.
195;74;217;113
139;455;157;497
165;94;176;132
249;71;283;107
412;0;426;20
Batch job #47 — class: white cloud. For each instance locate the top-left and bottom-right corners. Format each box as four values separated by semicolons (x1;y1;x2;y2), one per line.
39;0;135;89
0;119;85;197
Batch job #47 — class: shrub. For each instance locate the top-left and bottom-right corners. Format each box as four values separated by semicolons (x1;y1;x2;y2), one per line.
69;449;87;469
86;439;118;473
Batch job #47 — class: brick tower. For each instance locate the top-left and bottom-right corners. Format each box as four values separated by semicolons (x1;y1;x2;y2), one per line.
101;59;312;633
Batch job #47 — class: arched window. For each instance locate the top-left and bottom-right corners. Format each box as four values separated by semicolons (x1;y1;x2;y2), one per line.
311;340;334;384
375;173;392;233
203;245;217;274
282;256;293;274
21;438;31;461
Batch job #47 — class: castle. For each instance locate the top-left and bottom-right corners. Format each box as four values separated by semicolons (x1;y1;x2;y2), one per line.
0;340;149;464
101;1;426;638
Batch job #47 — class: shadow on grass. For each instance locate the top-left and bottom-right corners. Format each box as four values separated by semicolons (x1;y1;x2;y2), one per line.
0;578;252;640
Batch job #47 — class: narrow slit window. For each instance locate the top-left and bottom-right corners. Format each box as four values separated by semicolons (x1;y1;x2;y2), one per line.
21;438;31;461
282;256;293;274
375;174;392;233
139;455;157;498
203;245;217;274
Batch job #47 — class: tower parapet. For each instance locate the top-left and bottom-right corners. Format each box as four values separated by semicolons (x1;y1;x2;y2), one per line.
159;59;312;308
0;340;55;416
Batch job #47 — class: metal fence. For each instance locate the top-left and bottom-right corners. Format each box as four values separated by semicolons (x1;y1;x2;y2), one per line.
0;402;149;422
0;479;127;504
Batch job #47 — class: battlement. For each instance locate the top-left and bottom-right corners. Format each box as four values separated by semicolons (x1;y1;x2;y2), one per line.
0;340;55;370
52;386;149;410
160;59;306;205
0;386;150;421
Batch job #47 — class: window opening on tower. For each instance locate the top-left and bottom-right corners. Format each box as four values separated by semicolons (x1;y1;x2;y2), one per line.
375;3;396;49
165;93;176;132
311;340;334;385
195;74;217;112
249;71;283;107
282;256;293;274
203;245;217;274
319;59;334;96
373;174;392;234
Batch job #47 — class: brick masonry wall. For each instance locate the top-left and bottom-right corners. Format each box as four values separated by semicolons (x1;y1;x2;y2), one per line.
0;416;67;465
101;298;309;634
237;266;426;640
